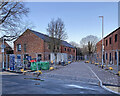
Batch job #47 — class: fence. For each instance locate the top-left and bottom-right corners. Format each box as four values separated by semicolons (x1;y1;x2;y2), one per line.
2;52;76;72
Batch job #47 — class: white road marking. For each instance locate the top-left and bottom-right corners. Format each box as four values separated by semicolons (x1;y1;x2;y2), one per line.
67;84;96;90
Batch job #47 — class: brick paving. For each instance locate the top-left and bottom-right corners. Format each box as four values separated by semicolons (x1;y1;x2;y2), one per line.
41;62;99;85
85;62;120;86
40;61;120;87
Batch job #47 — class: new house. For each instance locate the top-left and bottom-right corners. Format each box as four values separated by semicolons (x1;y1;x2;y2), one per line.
96;27;120;65
14;29;76;63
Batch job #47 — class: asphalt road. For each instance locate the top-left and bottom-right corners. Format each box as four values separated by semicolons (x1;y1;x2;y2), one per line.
2;74;113;94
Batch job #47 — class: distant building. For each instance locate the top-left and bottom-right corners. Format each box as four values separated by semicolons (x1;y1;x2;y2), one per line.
14;29;76;63
0;39;13;68
96;27;120;65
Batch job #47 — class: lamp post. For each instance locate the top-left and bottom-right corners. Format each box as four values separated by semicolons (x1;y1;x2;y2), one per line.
99;16;104;69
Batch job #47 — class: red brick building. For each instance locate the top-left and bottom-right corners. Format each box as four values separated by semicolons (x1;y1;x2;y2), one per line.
14;29;76;62
96;27;120;65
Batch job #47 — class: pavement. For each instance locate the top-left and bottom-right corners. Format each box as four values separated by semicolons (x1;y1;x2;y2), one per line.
84;61;120;86
41;62;99;85
84;61;120;93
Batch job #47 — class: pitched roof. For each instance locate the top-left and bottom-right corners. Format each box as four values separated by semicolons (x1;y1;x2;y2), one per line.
29;29;75;48
104;27;120;39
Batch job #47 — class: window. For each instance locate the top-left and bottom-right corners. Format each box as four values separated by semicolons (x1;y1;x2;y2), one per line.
106;40;108;46
115;52;117;60
69;49;71;52
109;37;112;44
64;48;66;51
115;34;117;42
57;46;59;50
73;49;75;52
49;54;50;60
67;49;69;52
106;53;108;60
17;44;21;52
24;44;26;52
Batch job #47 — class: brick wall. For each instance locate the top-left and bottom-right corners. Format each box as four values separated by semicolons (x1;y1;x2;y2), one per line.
14;29;76;61
61;45;76;60
96;27;120;65
14;29;45;61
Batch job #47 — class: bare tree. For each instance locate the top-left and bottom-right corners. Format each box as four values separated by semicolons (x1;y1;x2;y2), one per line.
69;41;79;48
0;0;29;38
47;18;67;64
80;35;99;56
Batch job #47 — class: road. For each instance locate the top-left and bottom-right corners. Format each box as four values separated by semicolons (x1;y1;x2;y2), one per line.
2;62;115;94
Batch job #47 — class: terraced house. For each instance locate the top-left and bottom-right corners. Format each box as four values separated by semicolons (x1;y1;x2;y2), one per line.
14;29;76;63
96;27;120;66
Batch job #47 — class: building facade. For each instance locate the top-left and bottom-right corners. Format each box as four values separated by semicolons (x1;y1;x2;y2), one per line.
96;27;120;65
0;40;13;68
14;29;76;62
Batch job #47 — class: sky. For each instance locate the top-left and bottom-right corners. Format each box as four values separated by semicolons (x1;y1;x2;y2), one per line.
23;2;118;44
1;2;118;46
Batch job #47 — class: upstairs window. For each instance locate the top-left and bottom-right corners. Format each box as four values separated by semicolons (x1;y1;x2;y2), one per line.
17;44;21;52
73;49;75;52
115;34;117;42
109;37;112;44
64;48;66;51
67;49;69;52
106;40;108;46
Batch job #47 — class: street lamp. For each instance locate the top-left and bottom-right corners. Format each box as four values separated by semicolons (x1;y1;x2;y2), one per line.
99;16;104;69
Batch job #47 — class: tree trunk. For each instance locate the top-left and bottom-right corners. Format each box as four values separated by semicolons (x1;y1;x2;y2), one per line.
54;53;57;65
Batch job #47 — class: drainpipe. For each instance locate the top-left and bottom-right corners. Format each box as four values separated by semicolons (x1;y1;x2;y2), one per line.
2;36;4;70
